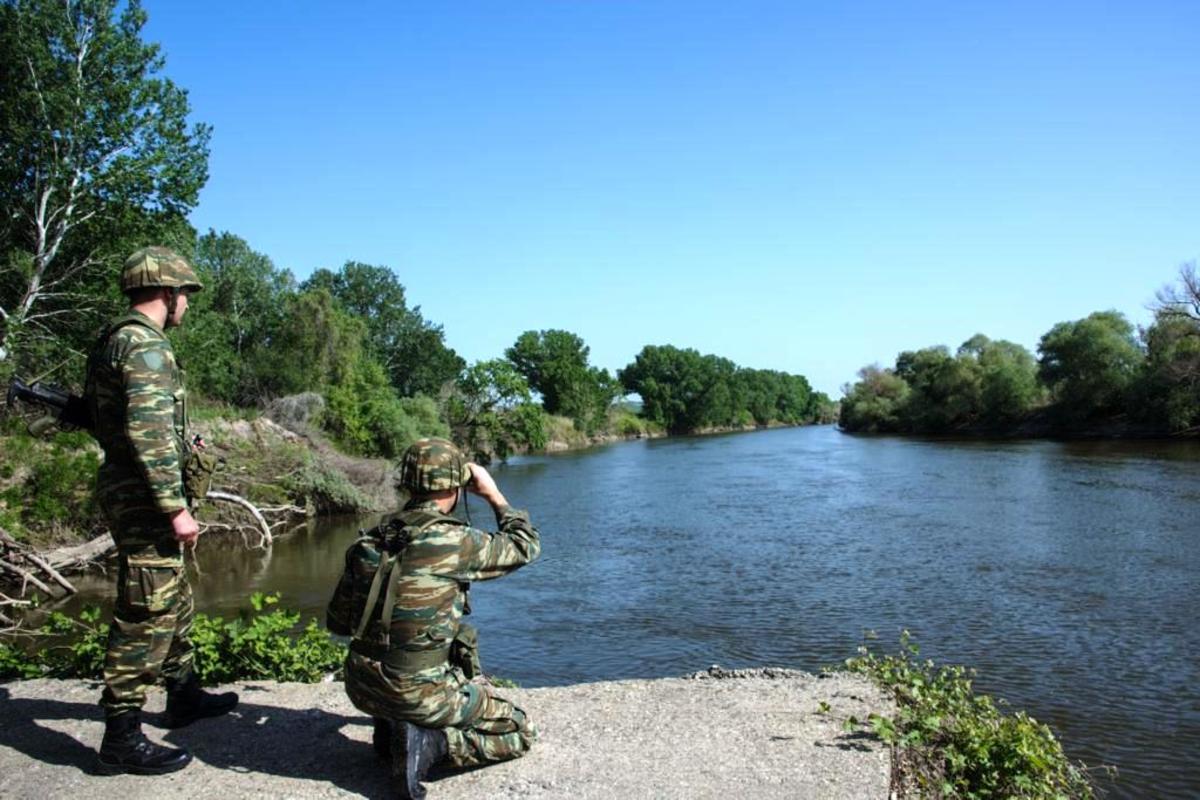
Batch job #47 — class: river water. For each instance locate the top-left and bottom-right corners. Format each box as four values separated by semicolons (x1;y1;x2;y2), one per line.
63;426;1199;798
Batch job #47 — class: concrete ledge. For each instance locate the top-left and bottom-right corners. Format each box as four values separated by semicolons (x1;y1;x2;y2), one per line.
0;670;891;799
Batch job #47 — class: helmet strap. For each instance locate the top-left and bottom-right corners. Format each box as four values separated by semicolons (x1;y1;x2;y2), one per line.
165;288;181;328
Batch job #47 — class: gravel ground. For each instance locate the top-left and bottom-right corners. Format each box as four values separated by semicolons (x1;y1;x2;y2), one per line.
0;669;892;799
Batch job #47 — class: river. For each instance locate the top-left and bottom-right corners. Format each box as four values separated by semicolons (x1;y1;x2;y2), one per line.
62;425;1200;798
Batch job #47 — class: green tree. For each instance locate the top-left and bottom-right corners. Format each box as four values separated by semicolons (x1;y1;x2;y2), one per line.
974;338;1041;425
838;365;911;432
1038;311;1143;424
506;329;618;431
1137;314;1200;432
895;345;982;431
175;231;294;404
447;359;546;463
303;262;463;397
0;0;210;371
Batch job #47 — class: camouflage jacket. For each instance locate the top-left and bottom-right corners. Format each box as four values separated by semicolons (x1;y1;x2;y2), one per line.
85;311;189;530
327;499;540;662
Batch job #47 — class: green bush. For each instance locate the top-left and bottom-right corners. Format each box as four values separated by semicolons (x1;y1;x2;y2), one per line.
191;592;345;684
841;632;1096;799
0;428;100;543
0;594;345;684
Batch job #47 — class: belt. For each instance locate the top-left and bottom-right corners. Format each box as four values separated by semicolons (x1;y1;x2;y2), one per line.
350;639;450;673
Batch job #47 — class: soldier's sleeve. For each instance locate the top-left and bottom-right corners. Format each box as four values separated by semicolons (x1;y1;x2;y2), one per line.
121;337;186;513
446;506;541;582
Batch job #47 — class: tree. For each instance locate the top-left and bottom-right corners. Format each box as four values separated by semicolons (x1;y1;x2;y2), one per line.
0;0;210;369
505;329;618;431
1153;262;1200;325
446;359;546;463
895;345;982;431
974;339;1041;425
302;262;464;398
838;365;911;432
1038;311;1143;423
175;231;293;404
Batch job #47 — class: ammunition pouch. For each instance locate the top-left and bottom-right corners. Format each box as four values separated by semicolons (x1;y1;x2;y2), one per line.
183;450;219;500
450;623;482;680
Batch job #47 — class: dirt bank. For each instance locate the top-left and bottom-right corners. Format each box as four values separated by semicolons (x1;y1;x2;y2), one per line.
0;669;891;799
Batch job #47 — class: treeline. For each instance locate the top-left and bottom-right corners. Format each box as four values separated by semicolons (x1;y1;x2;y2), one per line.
840;267;1200;436
0;0;828;463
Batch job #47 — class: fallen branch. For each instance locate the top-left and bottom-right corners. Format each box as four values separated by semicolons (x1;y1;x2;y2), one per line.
18;550;76;595
0;559;54;597
206;491;273;548
42;533;115;572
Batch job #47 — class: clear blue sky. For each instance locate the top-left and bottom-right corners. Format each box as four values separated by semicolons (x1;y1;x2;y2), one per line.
144;1;1199;396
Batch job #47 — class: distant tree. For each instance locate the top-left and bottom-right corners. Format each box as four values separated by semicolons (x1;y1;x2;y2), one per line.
974;339;1042;425
0;0;210;370
175;231;293;404
1136;316;1200;432
303;262;464;397
838;365;910;432
505;329;618;430
1153;262;1200;325
619;345;733;433
895;345;982;431
446;359;546;463
1038;311;1143;423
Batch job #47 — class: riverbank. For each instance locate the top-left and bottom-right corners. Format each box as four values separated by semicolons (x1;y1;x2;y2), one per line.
0;669;891;799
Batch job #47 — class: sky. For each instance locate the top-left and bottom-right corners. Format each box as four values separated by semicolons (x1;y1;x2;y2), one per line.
143;1;1200;397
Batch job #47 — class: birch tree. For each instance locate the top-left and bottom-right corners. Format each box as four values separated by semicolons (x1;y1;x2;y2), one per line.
0;0;209;369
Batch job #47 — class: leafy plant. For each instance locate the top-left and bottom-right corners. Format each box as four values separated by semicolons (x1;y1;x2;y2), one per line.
0;594;345;684
840;631;1097;799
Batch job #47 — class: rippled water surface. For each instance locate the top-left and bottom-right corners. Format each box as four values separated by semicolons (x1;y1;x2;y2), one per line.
67;426;1200;798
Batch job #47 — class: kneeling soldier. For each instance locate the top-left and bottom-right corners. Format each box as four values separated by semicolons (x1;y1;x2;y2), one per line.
327;438;540;799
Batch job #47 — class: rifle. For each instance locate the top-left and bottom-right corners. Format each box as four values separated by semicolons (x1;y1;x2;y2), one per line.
5;378;94;433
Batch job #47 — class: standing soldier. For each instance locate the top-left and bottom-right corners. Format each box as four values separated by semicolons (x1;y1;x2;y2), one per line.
88;247;237;775
327;437;540;800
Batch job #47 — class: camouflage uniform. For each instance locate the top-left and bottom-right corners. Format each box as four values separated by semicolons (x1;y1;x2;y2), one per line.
327;442;541;768
87;250;198;716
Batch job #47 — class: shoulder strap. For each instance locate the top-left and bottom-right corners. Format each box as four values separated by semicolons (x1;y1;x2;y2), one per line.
351;512;448;643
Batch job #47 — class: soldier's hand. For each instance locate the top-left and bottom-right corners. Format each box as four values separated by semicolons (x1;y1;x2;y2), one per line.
466;463;508;508
170;508;200;544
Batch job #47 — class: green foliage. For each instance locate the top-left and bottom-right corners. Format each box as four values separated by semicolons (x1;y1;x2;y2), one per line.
506;329;618;432
0;596;345;684
839;365;911;432
174;231;295;405
0;606;109;680
1038;311;1143;425
448;359;547;462
303;262;464;398
0;0;210;372
282;451;374;514
619;345;820;434
1136;313;1200;431
0;428;101;544
843;632;1095;800
191;593;345;684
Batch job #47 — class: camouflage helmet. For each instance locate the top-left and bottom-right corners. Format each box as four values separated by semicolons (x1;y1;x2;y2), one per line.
120;246;204;295
397;437;471;493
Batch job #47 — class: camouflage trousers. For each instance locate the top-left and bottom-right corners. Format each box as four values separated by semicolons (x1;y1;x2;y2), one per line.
99;542;194;716
344;652;537;767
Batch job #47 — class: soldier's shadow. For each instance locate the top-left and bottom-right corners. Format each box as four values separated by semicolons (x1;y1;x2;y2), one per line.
0;686;103;772
158;688;394;797
0;684;437;797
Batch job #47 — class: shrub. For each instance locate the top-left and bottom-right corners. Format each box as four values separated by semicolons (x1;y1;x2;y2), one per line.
0;594;345;684
841;632;1096;799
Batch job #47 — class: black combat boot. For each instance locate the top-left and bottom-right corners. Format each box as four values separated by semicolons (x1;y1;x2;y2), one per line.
373;717;392;760
390;721;449;800
163;672;239;729
96;710;192;775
